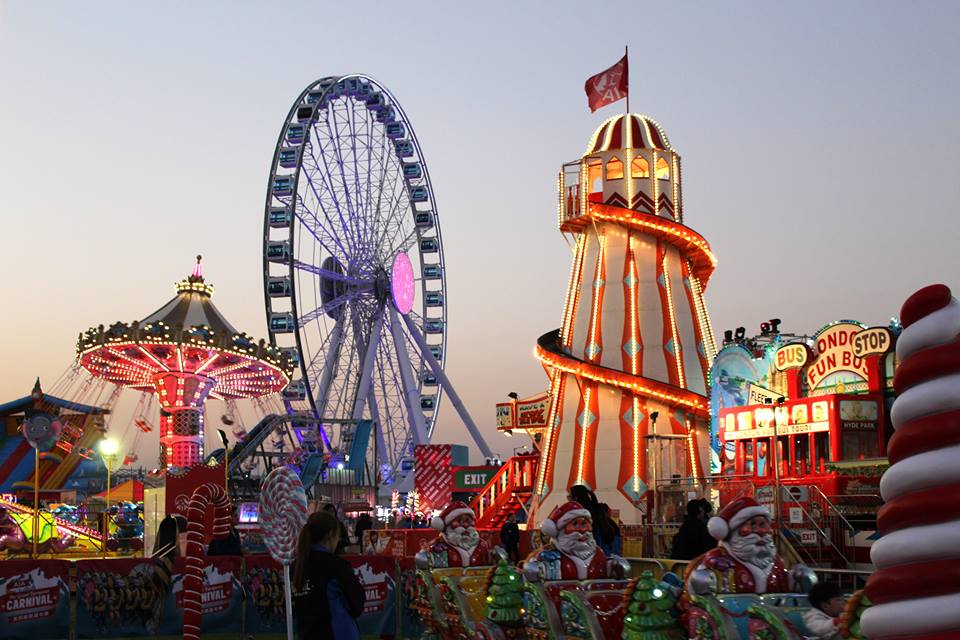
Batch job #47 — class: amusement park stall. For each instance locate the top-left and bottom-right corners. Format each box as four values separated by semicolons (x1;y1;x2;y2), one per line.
710;321;897;568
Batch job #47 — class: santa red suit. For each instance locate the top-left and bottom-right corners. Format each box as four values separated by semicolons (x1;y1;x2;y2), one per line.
686;496;790;595
530;501;610;581
424;502;492;568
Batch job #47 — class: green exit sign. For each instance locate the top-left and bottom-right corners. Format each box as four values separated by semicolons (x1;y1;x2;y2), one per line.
453;468;496;490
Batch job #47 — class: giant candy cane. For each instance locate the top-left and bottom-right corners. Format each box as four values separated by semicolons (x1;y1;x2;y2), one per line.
182;482;231;640
862;284;960;639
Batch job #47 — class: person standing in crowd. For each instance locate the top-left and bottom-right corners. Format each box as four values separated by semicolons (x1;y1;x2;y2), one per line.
803;582;845;639
499;513;520;562
598;503;622;556
322;503;350;554
670;499;716;560
354;512;373;542
292;511;365;640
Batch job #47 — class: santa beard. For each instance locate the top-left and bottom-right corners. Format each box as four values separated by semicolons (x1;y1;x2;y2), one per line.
728;530;777;570
445;526;480;553
556;530;597;561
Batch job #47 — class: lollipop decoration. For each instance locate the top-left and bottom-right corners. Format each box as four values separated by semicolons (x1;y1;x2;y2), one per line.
259;466;308;640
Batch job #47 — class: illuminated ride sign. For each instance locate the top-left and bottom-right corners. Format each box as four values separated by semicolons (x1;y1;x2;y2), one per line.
773;323;893;390
496;392;551;431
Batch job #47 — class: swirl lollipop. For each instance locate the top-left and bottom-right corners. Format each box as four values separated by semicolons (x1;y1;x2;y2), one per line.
259;466;307;640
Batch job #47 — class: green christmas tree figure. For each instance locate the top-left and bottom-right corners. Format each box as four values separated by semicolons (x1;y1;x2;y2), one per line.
621;571;681;640
485;558;525;627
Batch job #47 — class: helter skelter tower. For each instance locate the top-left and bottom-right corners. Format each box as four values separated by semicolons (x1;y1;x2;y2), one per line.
533;114;718;524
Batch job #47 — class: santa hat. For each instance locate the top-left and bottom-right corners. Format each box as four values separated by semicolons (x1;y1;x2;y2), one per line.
707;496;770;541
541;501;592;539
430;501;475;531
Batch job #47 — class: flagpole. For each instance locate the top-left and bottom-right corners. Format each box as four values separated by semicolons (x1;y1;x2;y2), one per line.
625;45;630;114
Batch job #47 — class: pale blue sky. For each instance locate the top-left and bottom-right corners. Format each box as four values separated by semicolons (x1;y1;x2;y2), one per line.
1;2;958;463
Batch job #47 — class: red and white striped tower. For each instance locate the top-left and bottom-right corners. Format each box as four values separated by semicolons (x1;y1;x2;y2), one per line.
533;114;718;524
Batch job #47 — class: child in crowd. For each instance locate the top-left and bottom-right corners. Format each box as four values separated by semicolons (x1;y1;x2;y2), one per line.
803;582;846;640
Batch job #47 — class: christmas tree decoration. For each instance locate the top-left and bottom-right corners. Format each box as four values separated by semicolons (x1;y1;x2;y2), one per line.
485;558;526;628
621;571;681;640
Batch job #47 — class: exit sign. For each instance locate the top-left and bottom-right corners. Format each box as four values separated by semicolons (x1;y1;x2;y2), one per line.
453;467;497;491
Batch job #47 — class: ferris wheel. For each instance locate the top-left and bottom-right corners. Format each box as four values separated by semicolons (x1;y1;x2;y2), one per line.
262;75;491;485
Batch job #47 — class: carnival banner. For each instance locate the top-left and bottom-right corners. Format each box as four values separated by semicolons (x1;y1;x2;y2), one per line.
76;556;243;637
242;554;288;634
244;554;399;637
351;555;397;637
0;559;70;640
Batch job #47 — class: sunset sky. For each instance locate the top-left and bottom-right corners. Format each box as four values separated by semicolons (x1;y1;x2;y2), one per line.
1;2;958;464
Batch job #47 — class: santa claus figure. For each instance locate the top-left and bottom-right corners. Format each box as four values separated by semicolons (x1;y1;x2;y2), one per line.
687;496;791;595
527;501;624;581
421;502;492;568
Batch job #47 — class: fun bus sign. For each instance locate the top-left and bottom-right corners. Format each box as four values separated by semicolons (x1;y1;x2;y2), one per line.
775;322;893;391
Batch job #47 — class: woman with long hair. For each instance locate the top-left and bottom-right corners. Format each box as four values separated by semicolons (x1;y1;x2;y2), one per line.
292;511;364;639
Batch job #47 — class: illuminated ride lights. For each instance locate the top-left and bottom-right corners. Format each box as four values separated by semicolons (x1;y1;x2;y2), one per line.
535;331;709;417
77;257;294;470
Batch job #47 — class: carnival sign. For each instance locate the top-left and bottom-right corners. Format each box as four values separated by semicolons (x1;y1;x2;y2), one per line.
496;393;551;431
774;343;810;372
806;323;871;390
851;327;893;358
0;560;70;640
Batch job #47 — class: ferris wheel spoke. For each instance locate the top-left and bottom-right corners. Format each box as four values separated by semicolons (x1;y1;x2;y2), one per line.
292;259;370;286
375;320;412;471
326;104;363;250
300;151;355;259
345;100;373;250
304;139;356;259
297;291;357;326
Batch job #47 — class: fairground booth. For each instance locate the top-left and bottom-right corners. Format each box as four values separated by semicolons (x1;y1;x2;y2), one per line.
709;320;898;568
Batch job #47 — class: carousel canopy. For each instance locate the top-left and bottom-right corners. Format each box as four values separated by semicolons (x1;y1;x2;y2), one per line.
76;257;293;400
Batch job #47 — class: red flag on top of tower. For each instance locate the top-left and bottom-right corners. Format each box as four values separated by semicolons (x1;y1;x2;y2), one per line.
584;53;628;113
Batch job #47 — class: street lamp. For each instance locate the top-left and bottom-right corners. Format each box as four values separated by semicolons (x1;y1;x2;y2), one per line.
98;437;119;555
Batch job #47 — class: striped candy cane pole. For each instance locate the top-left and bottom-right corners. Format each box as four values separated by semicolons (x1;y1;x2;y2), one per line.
260;466;308;640
182;482;231;640
862;285;960;639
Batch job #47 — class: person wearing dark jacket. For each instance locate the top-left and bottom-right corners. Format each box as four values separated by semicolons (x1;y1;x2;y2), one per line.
499;514;521;562
293;511;364;640
354;513;373;541
322;503;350;554
670;499;716;560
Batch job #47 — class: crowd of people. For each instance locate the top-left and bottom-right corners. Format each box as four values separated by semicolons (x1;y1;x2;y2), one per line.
143;492;849;640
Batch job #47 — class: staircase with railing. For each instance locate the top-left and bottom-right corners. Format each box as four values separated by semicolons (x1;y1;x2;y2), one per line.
470;454;539;528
